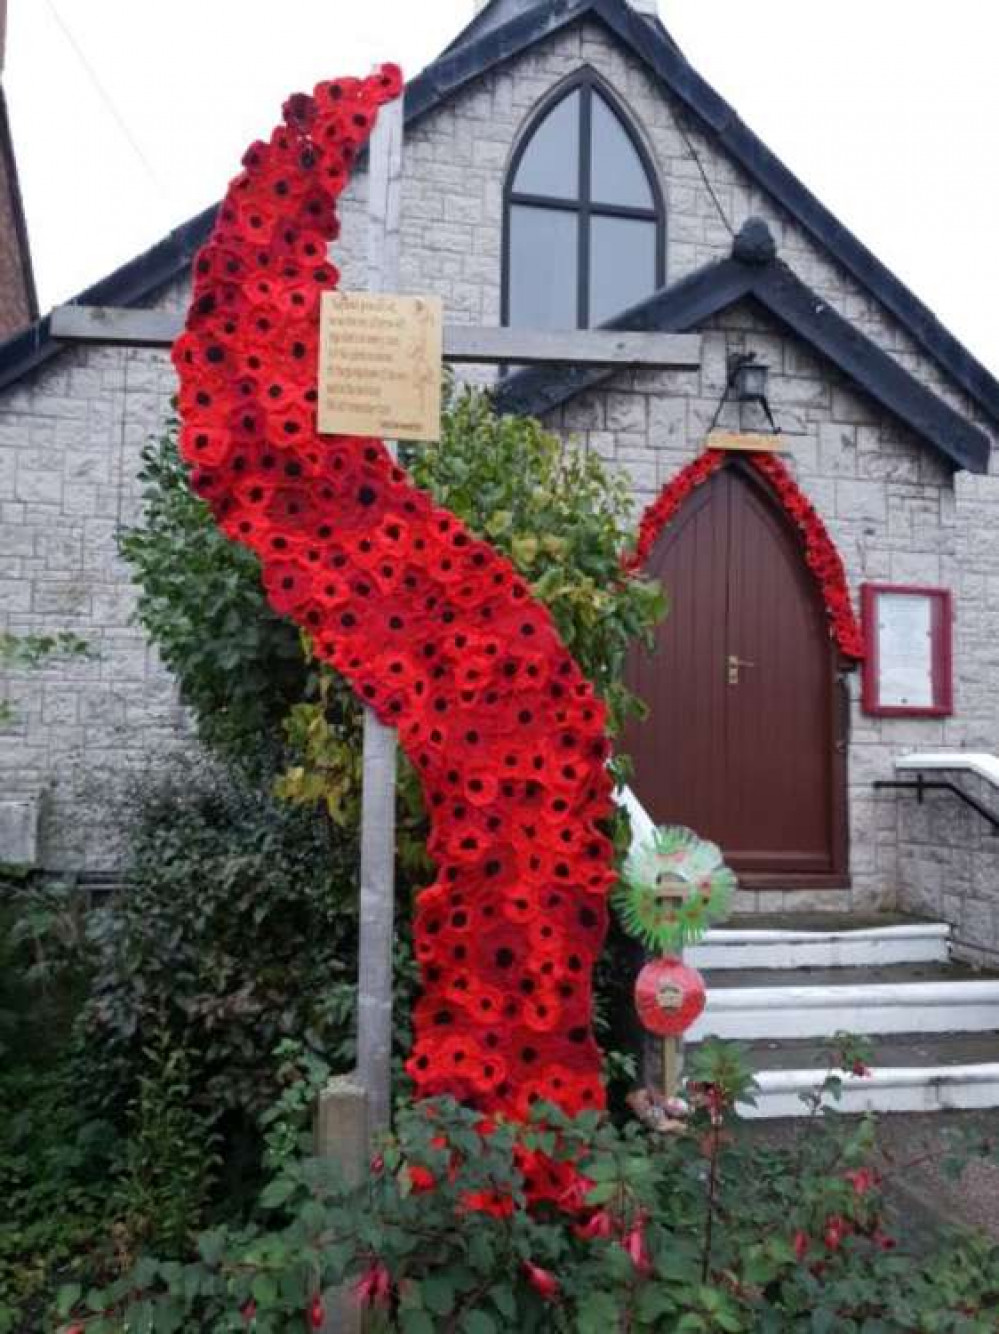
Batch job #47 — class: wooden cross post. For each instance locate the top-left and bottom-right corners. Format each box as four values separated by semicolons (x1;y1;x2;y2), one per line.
355;96;404;1137
48;116;703;1154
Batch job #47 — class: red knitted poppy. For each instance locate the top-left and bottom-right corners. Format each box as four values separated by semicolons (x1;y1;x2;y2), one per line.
172;65;614;1120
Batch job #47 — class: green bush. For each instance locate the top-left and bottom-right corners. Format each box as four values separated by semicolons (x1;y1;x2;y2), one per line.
76;758;370;1129
60;1044;999;1333
117;423;307;771
0;883;117;1333
118;386;665;791
404;386;665;739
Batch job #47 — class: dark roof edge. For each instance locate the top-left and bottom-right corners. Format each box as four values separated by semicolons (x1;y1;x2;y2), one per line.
0;1;581;395
495;223;990;474
0;87;37;323
587;0;999;423
0;204;216;393
496;257;753;419
0;0;995;425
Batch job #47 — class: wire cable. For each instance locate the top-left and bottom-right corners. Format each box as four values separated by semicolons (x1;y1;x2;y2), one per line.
42;0;162;191
673;103;736;239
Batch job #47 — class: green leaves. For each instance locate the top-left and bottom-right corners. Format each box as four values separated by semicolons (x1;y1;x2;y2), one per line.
406;385;664;737
118;422;306;768
420;1275;455;1315
28;1085;999;1333
461;1310;499;1334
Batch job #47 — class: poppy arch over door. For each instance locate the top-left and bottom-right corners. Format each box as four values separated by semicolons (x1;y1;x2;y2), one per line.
172;67;617;1124
623;449;864;661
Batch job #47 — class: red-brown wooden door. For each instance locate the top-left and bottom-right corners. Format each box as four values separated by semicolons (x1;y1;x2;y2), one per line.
624;463;847;887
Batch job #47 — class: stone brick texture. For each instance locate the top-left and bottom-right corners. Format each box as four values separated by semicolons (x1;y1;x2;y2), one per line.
895;773;999;967
1;18;996;941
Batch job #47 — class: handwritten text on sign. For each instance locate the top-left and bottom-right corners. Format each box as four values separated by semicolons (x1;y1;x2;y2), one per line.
318;291;443;442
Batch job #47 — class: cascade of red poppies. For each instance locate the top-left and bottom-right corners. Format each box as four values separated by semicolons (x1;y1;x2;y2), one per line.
171;66;615;1122
624;449;865;660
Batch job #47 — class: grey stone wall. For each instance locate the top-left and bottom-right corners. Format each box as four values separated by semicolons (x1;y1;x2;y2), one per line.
0;338;191;871
1;11;997;911
896;773;999;967
542;300;988;915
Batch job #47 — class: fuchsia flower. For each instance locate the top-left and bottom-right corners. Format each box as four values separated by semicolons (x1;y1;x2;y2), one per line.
353;1261;392;1309
523;1261;560;1302
844;1167;878;1197
823;1215;849;1252
623;1217;653;1276
574;1208;616;1241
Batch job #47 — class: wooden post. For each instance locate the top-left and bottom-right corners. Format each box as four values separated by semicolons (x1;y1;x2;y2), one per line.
316;1076;369;1334
49;305;701;368
354;93;404;1138
662;1037;682;1100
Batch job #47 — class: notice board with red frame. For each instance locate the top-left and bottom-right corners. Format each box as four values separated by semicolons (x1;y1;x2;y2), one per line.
861;583;953;717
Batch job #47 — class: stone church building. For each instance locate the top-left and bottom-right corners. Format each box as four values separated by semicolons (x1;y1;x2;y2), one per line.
2;0;998;963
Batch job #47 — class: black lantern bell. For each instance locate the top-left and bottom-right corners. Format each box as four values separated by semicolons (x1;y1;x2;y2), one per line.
730;353;768;403
727;352;778;432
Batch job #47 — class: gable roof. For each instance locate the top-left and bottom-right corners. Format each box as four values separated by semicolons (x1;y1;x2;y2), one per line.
0;0;996;437
496;219;990;474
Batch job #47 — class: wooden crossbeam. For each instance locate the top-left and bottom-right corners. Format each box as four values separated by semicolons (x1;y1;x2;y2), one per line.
50;303;701;369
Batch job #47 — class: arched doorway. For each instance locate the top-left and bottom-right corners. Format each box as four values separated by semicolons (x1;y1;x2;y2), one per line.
624;460;848;887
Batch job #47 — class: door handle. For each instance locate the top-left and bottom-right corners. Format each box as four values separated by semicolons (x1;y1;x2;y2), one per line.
727;654;755;686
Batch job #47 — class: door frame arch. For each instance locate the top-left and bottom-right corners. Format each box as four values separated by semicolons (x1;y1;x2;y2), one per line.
626;454;853;889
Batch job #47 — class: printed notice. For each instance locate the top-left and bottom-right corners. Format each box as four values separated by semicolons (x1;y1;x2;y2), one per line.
877;592;933;708
318;291;442;442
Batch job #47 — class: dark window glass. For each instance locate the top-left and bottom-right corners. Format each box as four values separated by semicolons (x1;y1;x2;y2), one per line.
591;93;653;208
508;205;578;329
505;77;664;330
589;216;657;326
512;90;580;199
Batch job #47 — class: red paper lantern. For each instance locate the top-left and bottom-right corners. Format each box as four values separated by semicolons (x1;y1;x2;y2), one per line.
634;957;706;1037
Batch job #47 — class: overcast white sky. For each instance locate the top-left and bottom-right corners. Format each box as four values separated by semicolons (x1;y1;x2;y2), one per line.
7;1;999;374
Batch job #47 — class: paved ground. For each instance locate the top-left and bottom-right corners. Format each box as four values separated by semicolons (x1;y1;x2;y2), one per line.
749;1110;999;1247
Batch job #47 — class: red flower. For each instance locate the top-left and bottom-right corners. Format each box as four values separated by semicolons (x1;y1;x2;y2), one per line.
307;1295;325;1328
523;1261;560;1302
823;1215;848;1252
575;1208;616;1241
353;1261;392;1309
623;1217;653;1276
793;1230;810;1261
407;1165;436;1193
460;1189;515;1218
844;1167;878;1196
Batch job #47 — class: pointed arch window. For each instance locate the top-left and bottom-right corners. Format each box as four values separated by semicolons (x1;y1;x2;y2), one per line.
503;75;665;331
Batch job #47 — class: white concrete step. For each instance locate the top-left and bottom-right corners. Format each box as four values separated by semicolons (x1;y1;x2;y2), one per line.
725;1032;999;1118
688;974;999;1042
745;1063;999;1118
687;919;950;970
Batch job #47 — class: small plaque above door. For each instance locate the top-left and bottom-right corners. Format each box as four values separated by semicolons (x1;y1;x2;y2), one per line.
861;583;953;716
707;430;787;453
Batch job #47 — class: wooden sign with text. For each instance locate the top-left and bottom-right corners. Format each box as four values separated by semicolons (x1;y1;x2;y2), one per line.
318;291;443;441
707;429;787;453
